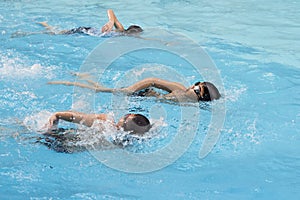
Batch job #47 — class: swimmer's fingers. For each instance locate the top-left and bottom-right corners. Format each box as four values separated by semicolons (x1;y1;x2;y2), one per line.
70;72;92;79
69;72;99;87
101;21;114;33
42;123;56;134
101;24;109;33
48;115;57;127
45;115;59;133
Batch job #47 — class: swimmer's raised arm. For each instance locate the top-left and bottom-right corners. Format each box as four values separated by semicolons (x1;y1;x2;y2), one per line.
48;111;109;129
102;9;125;33
121;78;187;93
108;9;125;32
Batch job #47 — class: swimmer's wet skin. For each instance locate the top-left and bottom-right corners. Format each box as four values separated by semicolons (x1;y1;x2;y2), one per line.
47;111;151;134
37;9;143;37
192;81;221;101
40;112;151;153
11;9;143;38
48;77;221;103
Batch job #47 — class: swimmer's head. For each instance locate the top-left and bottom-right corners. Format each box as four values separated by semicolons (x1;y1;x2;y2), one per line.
117;114;151;135
125;25;143;34
193;81;221;101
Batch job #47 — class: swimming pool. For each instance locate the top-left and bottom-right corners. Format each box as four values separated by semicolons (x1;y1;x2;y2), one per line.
1;0;300;199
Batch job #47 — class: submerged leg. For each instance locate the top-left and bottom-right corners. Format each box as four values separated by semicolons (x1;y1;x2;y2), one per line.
11;22;56;38
48;81;99;90
37;21;68;34
48;81;116;93
11;30;48;38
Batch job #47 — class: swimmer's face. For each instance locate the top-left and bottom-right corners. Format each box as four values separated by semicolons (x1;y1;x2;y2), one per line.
188;82;212;101
117;114;151;135
186;86;200;101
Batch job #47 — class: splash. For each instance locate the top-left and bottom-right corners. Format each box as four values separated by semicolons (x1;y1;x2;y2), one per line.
0;53;56;80
77;116;168;151
23;110;52;133
224;85;247;102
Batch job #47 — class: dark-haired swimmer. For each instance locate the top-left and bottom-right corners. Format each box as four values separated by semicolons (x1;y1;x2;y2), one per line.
49;77;221;103
12;9;143;38
39;111;151;153
47;111;151;135
38;9;142;36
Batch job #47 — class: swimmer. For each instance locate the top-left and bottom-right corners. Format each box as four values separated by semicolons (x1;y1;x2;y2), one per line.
47;111;151;134
49;77;221;102
38;111;151;153
11;9;143;37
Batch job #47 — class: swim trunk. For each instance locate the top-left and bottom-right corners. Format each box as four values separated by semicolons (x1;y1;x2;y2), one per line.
64;27;100;36
64;27;122;37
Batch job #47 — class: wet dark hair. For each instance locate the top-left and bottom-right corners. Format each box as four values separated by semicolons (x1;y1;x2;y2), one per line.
125;25;143;34
194;82;221;101
123;114;150;134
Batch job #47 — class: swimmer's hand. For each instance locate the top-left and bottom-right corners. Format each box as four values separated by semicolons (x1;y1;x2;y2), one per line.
46;114;59;132
101;20;114;33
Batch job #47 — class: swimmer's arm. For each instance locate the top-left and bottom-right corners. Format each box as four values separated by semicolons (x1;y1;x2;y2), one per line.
48;78;187;94
48;111;109;128
101;9;114;33
121;78;187;93
108;9;125;32
102;9;125;33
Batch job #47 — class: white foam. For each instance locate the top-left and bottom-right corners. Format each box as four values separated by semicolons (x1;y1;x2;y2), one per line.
224;86;247;102
131;64;169;77
0;53;56;80
23;110;53;133
262;72;276;81
75;115;168;150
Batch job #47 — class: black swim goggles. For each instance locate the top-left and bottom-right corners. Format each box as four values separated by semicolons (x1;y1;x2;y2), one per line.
193;82;212;101
193;81;202;101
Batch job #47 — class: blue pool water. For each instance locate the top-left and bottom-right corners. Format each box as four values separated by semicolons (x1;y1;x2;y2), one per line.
1;0;300;199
